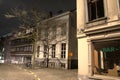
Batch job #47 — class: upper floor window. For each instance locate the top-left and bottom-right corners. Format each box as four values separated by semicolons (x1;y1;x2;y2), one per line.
60;23;66;36
87;0;105;21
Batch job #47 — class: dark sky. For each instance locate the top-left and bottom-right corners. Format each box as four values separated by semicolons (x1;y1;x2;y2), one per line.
0;0;76;37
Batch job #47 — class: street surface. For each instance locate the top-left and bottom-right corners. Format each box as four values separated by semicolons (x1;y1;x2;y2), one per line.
0;64;35;80
0;64;78;80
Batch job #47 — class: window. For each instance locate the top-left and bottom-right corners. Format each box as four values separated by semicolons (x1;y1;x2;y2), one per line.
52;28;56;39
44;45;47;57
61;43;66;58
41;29;48;40
16;47;19;52
87;0;105;21
26;46;29;51
93;40;120;77
29;45;33;52
60;23;66;36
61;63;66;68
119;0;120;8
24;46;27;51
52;44;56;58
37;46;40;57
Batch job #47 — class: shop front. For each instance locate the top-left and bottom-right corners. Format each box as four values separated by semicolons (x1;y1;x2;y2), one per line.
89;31;120;79
92;39;120;77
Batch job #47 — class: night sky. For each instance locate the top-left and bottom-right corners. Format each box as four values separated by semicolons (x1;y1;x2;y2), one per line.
0;0;76;37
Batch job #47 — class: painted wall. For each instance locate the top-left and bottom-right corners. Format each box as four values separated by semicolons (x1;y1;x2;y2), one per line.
76;0;85;36
78;37;89;80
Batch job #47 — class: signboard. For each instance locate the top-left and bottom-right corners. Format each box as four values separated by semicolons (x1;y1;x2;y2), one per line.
102;47;120;53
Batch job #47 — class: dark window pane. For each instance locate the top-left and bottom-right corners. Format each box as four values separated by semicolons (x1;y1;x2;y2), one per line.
87;0;104;21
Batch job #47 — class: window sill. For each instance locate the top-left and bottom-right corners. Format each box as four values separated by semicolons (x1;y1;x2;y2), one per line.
86;17;107;27
87;17;107;23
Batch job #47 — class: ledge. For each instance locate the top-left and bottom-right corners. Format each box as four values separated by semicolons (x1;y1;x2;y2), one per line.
86;17;107;28
84;19;120;35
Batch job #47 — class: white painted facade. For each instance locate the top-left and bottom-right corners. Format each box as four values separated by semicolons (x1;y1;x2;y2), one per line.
35;11;77;69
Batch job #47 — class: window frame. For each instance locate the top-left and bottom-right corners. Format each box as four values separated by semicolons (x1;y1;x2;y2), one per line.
86;0;107;23
91;39;120;78
51;44;56;58
44;45;47;57
60;23;67;36
61;43;66;58
37;46;40;57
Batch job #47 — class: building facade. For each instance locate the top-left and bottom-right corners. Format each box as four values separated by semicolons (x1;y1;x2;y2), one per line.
77;0;120;80
10;28;34;64
0;37;5;63
35;10;77;69
0;33;12;63
8;10;77;69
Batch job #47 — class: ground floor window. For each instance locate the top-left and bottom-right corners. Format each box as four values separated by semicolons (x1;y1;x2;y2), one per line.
0;53;4;63
37;46;40;57
93;39;120;77
52;44;56;58
61;43;66;58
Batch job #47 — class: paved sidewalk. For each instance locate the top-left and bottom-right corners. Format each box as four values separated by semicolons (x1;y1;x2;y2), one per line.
18;64;78;80
0;64;77;80
30;68;78;80
0;64;35;80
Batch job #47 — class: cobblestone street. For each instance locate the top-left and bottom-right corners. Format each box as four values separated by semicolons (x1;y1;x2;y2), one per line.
0;64;78;80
